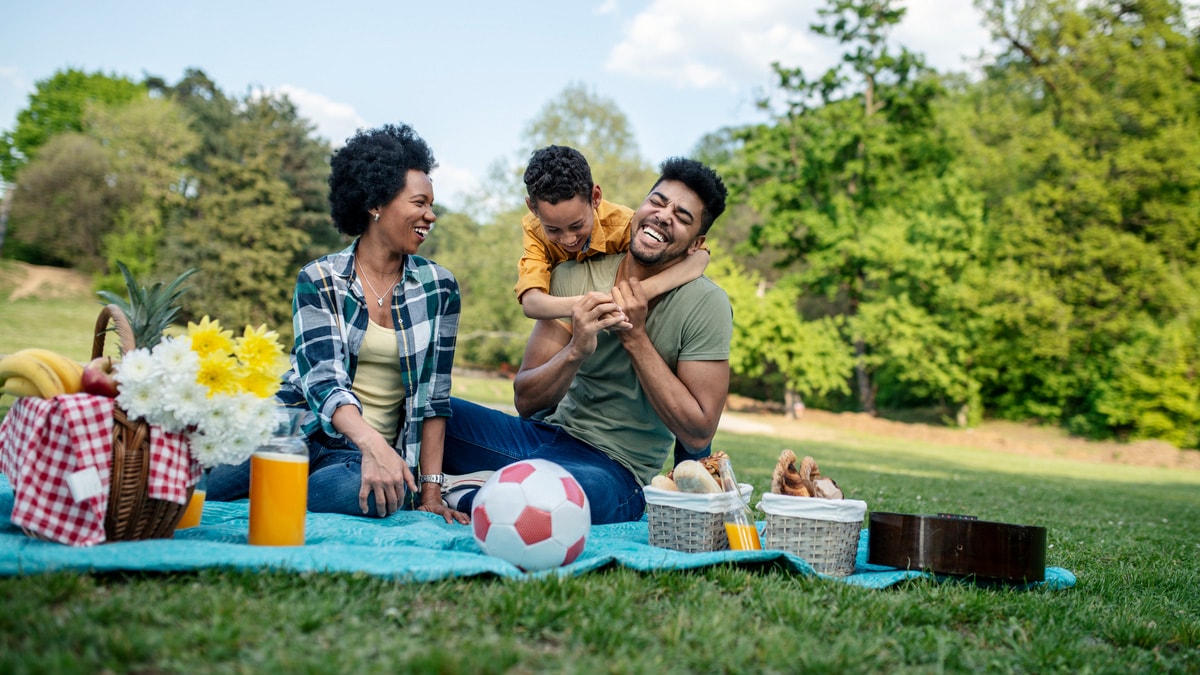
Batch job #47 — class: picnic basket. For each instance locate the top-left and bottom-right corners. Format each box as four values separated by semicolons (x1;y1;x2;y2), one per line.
759;493;867;576
93;304;193;541
644;484;754;553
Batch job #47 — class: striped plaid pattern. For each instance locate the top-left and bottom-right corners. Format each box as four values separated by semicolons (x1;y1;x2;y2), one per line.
0;394;196;546
279;242;460;468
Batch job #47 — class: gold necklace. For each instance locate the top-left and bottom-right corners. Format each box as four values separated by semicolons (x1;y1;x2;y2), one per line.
356;260;401;307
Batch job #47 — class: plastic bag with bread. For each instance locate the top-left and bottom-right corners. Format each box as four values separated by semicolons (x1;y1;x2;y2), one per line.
770;449;843;499
651;451;728;494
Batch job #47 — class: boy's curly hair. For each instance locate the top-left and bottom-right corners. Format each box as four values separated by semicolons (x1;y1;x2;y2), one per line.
522;145;593;207
328;123;437;235
654;157;728;235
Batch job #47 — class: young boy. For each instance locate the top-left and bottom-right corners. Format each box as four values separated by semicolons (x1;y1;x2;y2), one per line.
514;145;710;321
513;145;712;465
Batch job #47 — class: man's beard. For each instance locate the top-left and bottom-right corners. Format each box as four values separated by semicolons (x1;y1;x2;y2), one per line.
630;226;688;266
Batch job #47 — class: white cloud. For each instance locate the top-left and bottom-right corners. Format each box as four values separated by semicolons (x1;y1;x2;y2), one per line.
594;0;619;16
270;84;369;147
606;0;994;89
431;162;480;213
605;0;822;89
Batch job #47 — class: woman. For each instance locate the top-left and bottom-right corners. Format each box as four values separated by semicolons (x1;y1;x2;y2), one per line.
209;123;466;524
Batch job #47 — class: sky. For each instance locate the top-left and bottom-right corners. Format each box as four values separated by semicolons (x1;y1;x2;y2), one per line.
1;0;996;211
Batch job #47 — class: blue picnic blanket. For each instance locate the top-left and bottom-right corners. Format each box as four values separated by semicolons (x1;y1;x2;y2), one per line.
0;475;1075;589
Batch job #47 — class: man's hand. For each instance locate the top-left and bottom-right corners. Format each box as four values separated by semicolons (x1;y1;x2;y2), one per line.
610;278;649;343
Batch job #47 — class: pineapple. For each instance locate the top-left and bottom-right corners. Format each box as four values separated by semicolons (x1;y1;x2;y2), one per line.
97;261;198;351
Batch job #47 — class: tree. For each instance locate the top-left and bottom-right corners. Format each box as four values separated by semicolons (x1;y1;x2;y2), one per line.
963;0;1200;443
86;97;201;284
707;249;855;410
1;69;145;181
5;133;124;270
732;0;983;420
161;90;317;334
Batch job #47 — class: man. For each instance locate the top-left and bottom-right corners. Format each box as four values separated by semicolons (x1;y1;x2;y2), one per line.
442;157;732;524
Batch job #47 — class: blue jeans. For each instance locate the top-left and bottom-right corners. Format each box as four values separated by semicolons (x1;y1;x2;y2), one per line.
443;398;645;524
206;433;411;517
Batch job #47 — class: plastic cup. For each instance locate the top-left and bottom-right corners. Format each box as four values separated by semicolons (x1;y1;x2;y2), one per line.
248;437;308;546
175;487;207;530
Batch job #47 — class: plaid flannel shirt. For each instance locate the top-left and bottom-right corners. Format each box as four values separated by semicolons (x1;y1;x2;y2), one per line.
278;242;460;469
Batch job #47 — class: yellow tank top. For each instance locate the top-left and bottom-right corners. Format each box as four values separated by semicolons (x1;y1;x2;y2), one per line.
353;319;406;442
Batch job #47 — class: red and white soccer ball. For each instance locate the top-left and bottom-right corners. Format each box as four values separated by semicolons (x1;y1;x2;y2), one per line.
471;459;591;571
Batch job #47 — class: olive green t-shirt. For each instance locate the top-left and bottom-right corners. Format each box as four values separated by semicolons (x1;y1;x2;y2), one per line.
545;253;733;485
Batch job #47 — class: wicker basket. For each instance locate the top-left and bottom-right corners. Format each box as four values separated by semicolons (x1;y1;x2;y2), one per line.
646;502;729;553
645;484;753;553
93;304;193;541
760;494;867;576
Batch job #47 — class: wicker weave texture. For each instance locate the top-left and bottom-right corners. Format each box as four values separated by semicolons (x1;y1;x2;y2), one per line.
94;305;191;542
646;502;729;553
763;514;860;576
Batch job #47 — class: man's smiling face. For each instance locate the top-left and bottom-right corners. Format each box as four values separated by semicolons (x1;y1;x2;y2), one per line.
629;179;705;266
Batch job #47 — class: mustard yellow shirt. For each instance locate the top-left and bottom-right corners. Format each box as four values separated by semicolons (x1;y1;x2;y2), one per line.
514;199;634;301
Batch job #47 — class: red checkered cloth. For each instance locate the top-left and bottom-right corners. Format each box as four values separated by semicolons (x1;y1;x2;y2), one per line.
0;394;199;546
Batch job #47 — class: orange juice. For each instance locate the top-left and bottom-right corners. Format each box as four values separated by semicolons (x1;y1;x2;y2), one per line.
725;522;762;550
175;488;207;530
249;451;308;546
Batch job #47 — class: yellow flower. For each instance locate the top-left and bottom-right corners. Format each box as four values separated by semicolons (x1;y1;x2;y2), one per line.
238;366;282;399
196;352;240;397
187;316;235;358
234;324;286;373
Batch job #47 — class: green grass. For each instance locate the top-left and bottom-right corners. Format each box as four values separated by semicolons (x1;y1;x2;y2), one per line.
2;401;1198;673
2;268;1199;672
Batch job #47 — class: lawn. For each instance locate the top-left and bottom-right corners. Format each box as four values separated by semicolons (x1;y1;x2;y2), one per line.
1;268;1199;672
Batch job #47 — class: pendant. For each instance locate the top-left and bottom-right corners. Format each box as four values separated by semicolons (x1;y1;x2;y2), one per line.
377;297;384;307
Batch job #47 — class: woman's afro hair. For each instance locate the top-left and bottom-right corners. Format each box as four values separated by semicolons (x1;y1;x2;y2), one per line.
328;123;437;235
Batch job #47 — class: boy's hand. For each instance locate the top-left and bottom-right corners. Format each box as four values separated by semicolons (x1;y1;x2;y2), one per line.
568;292;628;358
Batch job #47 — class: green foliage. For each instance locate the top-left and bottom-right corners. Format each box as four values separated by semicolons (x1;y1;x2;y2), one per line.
960;0;1200;445
0;68;145;182
5;133;122;271
732;0;970;418
421;208;530;368
708;248;854;402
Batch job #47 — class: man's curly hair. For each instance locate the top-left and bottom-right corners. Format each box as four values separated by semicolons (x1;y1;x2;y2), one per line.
328;123;437;235
522;145;593;207
654;157;728;235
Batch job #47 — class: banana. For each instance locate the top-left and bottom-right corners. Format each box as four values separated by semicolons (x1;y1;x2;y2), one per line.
0;352;65;398
1;375;43;399
17;348;84;394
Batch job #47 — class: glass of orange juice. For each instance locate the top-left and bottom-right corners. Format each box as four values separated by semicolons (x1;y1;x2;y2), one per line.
248;423;308;546
175;472;208;530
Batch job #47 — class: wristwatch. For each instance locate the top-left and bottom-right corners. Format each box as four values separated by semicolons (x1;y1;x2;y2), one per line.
418;473;446;486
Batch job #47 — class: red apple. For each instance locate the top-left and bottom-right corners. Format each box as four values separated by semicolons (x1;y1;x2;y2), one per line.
81;356;120;398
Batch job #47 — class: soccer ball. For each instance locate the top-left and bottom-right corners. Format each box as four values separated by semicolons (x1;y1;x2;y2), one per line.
471;459;591;571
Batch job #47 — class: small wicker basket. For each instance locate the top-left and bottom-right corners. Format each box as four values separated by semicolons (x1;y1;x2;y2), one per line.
644;484;753;553
93;304;193;541
646;502;729;553
759;494;867;576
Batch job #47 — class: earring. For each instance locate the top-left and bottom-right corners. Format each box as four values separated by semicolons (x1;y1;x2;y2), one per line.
373;212;380;222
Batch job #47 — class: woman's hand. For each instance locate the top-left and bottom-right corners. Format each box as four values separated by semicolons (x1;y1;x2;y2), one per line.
359;439;417;516
418;488;470;525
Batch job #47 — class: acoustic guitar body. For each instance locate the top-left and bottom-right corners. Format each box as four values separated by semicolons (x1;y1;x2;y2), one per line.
868;512;1047;582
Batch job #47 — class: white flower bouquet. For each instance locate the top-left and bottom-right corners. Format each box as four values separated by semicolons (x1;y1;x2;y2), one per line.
114;317;288;469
